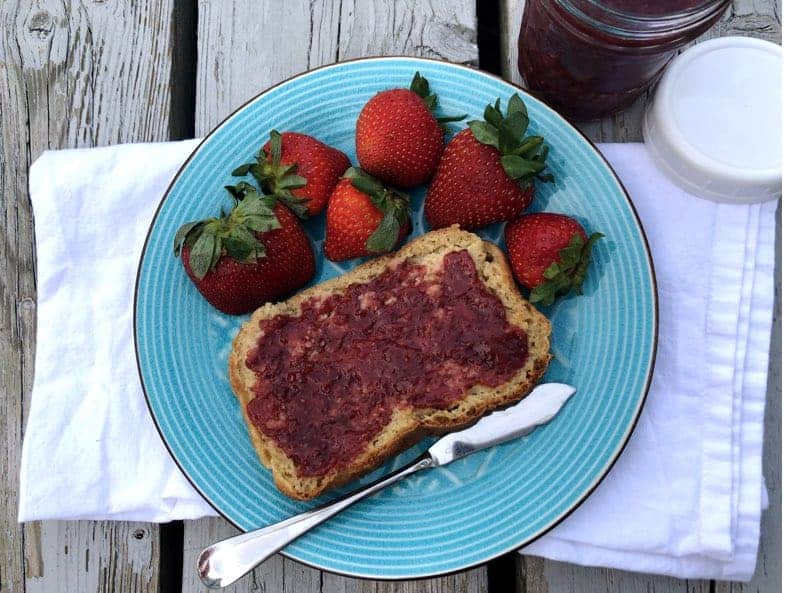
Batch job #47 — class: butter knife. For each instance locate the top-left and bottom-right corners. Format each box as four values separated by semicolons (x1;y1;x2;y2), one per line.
198;382;576;588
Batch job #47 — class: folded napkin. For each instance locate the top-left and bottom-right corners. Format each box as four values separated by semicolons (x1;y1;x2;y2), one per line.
18;141;776;581
520;144;776;581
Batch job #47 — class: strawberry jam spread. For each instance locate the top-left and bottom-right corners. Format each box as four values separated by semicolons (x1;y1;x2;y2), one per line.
245;250;529;477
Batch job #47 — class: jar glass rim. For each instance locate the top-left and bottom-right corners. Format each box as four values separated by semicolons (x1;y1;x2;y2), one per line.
556;0;732;39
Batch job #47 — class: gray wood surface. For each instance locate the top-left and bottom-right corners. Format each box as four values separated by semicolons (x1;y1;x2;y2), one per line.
2;1;780;592
184;1;483;592
501;1;781;592
1;0;184;591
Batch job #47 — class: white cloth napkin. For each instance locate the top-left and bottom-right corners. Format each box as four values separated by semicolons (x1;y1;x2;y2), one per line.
18;141;776;581
19;140;213;522
521;144;776;582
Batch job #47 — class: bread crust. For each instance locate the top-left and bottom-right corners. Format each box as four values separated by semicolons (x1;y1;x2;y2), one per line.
229;226;552;500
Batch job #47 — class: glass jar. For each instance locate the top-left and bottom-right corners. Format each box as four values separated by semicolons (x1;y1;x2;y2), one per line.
517;0;732;120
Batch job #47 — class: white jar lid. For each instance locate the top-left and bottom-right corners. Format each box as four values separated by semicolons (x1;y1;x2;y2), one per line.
643;36;781;204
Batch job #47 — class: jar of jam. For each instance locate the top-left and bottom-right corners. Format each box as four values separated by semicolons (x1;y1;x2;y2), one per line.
518;0;732;120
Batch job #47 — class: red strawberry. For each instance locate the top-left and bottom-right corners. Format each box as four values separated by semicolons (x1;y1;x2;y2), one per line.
324;168;411;262
424;94;552;230
233;130;350;216
356;72;465;188
174;183;316;315
505;213;603;306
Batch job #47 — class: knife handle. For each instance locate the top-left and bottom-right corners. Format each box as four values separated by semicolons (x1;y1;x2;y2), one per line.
197;454;435;588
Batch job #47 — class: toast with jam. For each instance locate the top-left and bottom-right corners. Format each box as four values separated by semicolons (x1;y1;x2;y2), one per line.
229;227;552;500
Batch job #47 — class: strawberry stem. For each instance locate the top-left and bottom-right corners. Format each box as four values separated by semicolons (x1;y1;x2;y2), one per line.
529;232;604;306
343;167;411;254
231;129;310;219
469;94;552;189
409;71;467;133
173;183;281;280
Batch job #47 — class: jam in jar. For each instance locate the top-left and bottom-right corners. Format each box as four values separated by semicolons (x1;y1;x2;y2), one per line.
518;0;731;119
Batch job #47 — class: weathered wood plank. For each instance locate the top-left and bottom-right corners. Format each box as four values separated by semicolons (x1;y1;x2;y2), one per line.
501;1;781;591
186;1;483;591
195;0;478;134
1;0;185;591
320;570;489;593
24;523;160;593
517;556;712;593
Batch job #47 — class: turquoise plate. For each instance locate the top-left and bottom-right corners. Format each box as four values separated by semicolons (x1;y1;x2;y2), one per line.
135;57;657;579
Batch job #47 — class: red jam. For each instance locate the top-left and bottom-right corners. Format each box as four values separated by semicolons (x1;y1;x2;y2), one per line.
518;0;730;120
245;250;529;477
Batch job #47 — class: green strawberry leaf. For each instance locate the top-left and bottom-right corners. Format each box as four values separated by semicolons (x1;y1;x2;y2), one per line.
231;163;253;176
484;103;503;126
223;237;253;262
469;120;500;148
498;122;522;154
243;214;280;233
365;209;401;253
227;225;264;260
410;72;438;111
346;167;384;196
501;110;529;143
224;184;243;201
436;114;467;123
501;154;546;180
278;174;307;190
225;181;259;201
410;71;465;126
350;175;382;196
507;93;528;118
529;232;605;306
423;93;438;111
514;135;545;158
275;193;309;219
173;220;203;255
467;95;553;186
189;230;218;280
268;129;282;167
342;167;410;253
410;71;430;98
572;232;604;293
528;278;561;307
558;234;584;269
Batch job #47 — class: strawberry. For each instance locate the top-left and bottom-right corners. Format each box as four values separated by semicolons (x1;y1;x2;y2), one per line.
505;213;603;306
424;94;553;230
324;168;411;262
355;72;465;188
174;183;316;315
233;130;350;216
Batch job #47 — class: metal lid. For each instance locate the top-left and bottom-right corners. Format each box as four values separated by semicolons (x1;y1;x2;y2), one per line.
643;36;781;203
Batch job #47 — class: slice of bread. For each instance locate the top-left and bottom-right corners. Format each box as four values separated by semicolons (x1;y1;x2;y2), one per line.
229;226;552;500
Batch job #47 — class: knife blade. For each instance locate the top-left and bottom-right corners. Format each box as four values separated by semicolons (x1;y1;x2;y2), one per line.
428;382;576;465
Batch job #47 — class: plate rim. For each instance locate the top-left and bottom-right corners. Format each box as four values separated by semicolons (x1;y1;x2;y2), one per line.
133;55;659;581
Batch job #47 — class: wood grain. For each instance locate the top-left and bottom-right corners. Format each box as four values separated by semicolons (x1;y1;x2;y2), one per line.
187;1;484;591
517;556;712;593
500;1;781;591
195;0;478;134
1;0;184;591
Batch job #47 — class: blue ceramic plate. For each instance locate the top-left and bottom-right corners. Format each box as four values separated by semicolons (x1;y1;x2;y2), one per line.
135;57;657;579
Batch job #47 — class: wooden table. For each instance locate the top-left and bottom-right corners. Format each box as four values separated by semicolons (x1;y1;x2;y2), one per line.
1;1;780;592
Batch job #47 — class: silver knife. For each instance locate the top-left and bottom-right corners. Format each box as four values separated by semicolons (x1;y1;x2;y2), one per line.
197;382;576;588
